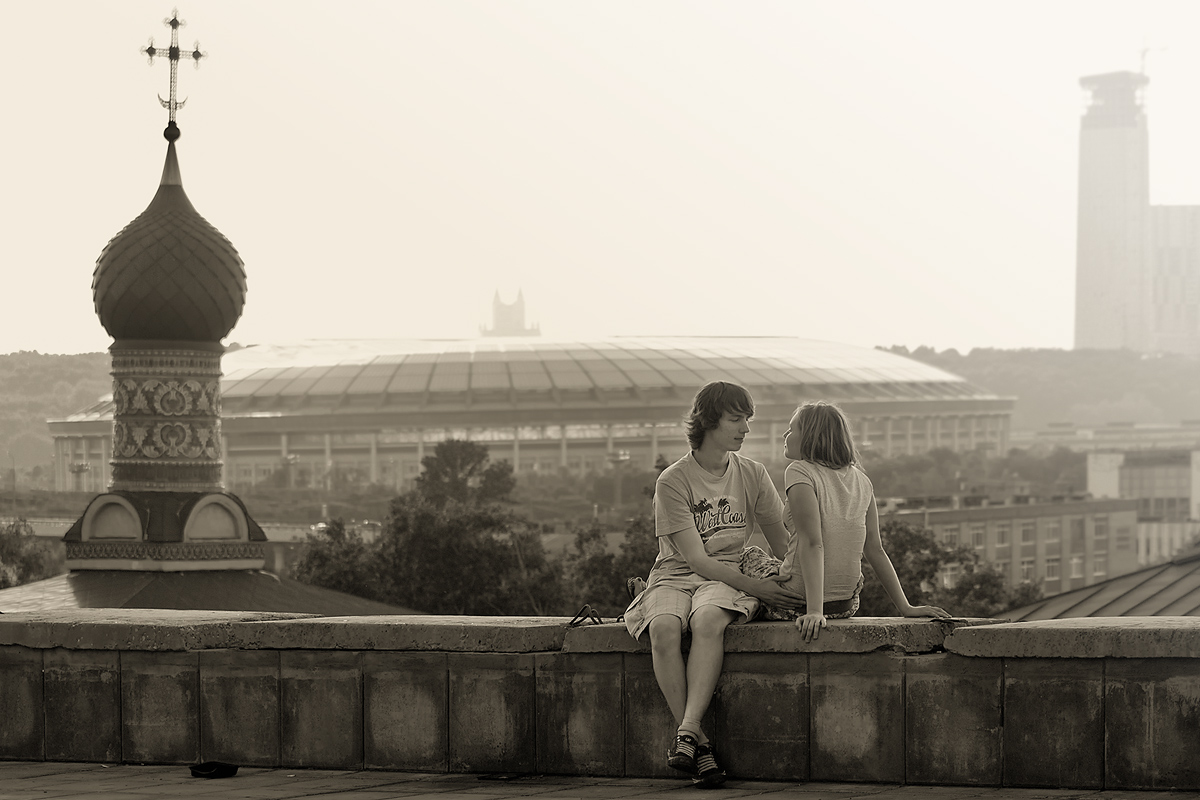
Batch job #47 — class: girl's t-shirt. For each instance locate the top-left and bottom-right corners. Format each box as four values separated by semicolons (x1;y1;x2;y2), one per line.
781;460;872;601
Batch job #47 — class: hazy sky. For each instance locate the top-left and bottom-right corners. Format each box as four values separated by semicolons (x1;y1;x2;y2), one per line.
4;1;1200;355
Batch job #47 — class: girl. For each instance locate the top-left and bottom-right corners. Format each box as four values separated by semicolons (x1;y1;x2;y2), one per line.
744;401;948;640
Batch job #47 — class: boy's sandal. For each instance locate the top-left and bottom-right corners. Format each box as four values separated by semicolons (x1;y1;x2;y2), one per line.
692;743;726;788
666;733;698;774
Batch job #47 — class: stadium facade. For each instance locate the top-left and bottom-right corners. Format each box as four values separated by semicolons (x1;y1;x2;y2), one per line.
50;336;1014;494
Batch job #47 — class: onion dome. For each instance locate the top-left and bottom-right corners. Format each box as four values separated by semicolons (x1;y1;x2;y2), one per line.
92;137;246;342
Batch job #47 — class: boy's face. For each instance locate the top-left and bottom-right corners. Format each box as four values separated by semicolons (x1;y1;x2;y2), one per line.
705;410;751;453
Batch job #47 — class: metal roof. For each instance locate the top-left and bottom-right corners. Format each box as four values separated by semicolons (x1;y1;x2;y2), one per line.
216;337;988;407
0;571;415;616
1005;545;1200;620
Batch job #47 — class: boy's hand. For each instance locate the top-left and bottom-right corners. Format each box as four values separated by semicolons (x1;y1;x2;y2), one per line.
753;575;804;608
796;612;827;641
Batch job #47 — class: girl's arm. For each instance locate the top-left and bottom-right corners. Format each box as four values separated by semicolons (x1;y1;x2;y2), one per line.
759;518;791;561
862;497;950;618
787;482;827;641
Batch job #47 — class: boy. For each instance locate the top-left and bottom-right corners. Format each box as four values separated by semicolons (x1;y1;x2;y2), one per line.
623;381;801;787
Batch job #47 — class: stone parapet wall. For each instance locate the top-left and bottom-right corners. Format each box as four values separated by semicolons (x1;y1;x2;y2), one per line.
1;611;1198;790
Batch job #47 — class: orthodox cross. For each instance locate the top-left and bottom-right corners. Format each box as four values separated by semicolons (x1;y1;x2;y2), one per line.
141;9;206;132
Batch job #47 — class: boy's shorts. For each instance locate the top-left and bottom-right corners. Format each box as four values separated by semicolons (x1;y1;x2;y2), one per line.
623;578;759;641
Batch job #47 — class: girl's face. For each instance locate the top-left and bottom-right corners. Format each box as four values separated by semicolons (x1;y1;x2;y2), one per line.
782;408;803;460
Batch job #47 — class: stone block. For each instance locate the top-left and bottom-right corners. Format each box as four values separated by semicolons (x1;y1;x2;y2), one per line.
946;617;1200;659
622;653;679;778
364;652;448;772
0;609;313;651
244;615;569;652
809;651;902;783
199;650;280;767
44;649;120;762
1106;658;1200;790
905;653;1001;785
0;646;43;760
448;653;536;773
710;653;808;781
121;651;199;764
535;653;624;776
280;650;362;769
1003;659;1103;788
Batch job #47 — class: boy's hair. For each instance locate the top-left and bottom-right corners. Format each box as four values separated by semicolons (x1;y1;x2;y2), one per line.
684;381;755;450
793;401;859;469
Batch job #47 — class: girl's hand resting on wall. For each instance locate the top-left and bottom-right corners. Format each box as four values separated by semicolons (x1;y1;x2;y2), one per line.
795;612;827;641
901;604;951;618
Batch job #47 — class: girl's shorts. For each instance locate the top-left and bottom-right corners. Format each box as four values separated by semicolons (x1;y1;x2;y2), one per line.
740;546;863;621
623;578;759;641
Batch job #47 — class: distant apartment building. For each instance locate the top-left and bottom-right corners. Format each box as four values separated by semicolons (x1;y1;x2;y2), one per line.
892;499;1140;597
1075;71;1200;354
1010;421;1200;454
1087;448;1200;563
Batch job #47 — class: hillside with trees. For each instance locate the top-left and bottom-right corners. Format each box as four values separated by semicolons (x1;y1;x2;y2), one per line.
887;346;1200;431
0;351;110;477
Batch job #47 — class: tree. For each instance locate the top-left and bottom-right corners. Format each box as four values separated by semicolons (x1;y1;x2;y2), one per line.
374;494;557;615
0;518;63;589
413;439;516;508
296;492;566;616
292;518;380;599
614;513;659;586
562;520;623;616
857;518;1043;618
857;519;946;615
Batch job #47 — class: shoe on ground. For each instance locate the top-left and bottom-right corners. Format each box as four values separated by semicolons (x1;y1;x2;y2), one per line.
666;733;698;774
692;743;726;788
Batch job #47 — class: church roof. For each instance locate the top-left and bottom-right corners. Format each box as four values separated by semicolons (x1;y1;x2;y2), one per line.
0;570;416;616
91;141;246;342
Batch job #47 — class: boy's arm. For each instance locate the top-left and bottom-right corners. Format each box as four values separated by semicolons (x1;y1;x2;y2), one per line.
862;497;950;618
671;529;804;607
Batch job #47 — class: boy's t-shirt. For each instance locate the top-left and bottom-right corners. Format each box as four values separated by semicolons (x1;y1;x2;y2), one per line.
648;450;784;587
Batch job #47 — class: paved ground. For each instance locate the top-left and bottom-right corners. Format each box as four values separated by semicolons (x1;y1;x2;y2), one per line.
0;762;1196;800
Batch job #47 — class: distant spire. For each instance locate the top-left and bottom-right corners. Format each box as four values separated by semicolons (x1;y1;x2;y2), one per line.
141;8;207;141
481;290;540;337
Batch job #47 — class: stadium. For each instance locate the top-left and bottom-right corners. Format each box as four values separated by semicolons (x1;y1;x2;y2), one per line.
50;336;1014;493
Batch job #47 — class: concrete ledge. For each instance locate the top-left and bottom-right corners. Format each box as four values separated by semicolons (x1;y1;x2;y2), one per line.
0;611;572;653
0;610;315;651
945;617;1200;658
239;616;572;653
565;617;996;654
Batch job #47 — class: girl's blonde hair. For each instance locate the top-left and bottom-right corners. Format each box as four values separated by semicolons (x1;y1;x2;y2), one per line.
793;401;858;469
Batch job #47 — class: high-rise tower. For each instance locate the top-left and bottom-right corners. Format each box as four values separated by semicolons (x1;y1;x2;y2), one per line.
1075;71;1152;351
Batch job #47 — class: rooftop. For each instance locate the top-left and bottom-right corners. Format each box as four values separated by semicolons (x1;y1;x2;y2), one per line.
0;761;1184;799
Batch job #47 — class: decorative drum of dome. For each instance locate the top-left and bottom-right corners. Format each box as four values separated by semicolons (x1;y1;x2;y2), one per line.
92;141;246;343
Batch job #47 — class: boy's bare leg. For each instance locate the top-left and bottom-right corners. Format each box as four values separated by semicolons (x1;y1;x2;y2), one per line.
647;615;687;725
680;605;736;739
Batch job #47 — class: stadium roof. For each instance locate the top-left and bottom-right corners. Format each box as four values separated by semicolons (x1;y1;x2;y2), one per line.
54;336;1011;428
1005;545;1200;620
220;336;995;406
